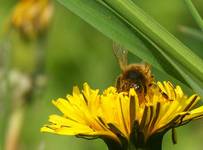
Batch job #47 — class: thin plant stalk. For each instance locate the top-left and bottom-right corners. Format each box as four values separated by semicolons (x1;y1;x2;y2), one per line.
31;36;47;101
5;104;25;150
3;36;47;150
1;28;12;148
184;0;203;31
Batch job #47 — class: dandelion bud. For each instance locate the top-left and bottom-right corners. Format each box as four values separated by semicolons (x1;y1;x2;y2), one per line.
11;0;54;39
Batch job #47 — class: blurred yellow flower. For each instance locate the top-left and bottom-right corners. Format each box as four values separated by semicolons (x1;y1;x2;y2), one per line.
11;0;54;39
41;82;203;149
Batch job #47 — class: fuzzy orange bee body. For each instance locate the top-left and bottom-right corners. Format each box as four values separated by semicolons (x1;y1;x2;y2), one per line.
113;43;154;100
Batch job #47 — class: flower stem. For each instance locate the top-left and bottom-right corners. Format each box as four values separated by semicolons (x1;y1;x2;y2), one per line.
4;104;25;150
145;136;163;150
104;134;163;150
136;134;163;150
1;28;12;149
31;35;47;102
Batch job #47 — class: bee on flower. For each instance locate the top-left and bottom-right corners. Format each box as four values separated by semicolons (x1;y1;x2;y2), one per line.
11;0;54;39
41;44;203;150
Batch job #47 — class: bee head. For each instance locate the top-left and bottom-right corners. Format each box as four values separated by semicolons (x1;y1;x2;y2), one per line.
124;69;147;94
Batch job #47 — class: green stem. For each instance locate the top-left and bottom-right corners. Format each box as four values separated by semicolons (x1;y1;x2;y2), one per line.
29;35;47;102
0;29;12;149
4;104;25;150
184;0;203;31
104;139;124;150
104;134;163;150
144;134;163;150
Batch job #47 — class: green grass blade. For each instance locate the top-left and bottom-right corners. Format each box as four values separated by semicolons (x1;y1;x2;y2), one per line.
184;0;203;31
153;42;203;97
99;0;203;82
57;0;203;96
57;0;184;82
57;0;162;70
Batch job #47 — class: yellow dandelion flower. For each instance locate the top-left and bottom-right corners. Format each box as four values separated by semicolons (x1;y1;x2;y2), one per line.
11;0;54;39
41;82;203;150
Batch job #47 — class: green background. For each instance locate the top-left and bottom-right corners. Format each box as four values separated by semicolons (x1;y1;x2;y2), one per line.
0;0;203;150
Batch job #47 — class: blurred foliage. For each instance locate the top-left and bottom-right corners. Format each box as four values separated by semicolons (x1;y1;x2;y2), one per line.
0;0;203;150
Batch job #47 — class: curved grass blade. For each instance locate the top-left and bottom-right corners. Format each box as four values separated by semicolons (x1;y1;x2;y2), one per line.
56;0;203;97
98;0;203;83
97;0;203;96
57;0;162;69
184;0;203;31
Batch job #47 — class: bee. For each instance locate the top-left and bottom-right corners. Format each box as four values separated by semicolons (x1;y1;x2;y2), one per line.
113;42;154;98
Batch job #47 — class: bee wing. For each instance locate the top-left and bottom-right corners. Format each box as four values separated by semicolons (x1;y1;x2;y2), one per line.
113;42;128;71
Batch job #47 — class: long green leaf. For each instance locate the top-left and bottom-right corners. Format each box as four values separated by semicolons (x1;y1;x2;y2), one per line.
57;0;162;69
98;0;203;81
97;0;203;95
128;22;203;97
151;39;203;97
57;0;184;80
57;0;203;96
184;0;203;31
